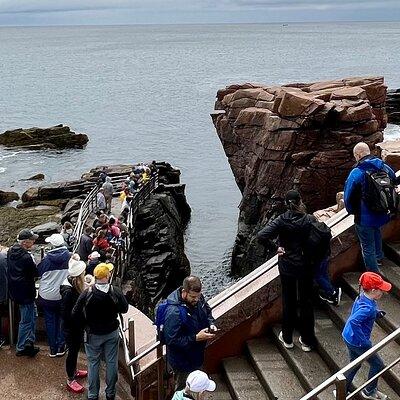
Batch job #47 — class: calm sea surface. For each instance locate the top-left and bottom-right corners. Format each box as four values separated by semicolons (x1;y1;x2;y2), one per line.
1;23;400;296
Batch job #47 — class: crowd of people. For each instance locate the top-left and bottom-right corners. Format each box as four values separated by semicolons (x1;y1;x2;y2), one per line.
0;145;399;400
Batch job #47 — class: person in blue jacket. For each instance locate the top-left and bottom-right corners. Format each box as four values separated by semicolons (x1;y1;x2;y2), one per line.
342;272;391;400
344;142;396;273
163;276;217;391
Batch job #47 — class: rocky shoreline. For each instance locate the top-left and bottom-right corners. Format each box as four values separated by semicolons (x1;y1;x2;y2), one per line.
212;76;395;275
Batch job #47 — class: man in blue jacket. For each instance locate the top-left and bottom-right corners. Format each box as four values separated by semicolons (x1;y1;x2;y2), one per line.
344;142;396;273
163;276;216;391
7;229;40;357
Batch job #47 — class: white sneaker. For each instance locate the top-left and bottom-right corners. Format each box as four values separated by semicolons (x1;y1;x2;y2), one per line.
299;336;312;352
361;389;388;400
332;389;350;398
278;331;294;349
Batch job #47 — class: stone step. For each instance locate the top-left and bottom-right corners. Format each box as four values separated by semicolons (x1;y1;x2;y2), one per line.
246;338;306;400
315;312;399;400
379;258;400;301
222;356;270;400
325;292;400;395
383;241;400;267
341;272;400;334
208;374;234;400
271;326;333;400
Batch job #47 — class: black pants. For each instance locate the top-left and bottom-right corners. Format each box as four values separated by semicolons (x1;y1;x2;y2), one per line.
66;332;83;380
280;273;316;347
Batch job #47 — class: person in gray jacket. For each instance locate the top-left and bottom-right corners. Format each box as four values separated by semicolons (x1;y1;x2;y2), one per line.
101;176;114;214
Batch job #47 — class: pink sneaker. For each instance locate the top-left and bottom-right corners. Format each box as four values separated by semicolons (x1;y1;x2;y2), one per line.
75;370;88;379
67;379;85;394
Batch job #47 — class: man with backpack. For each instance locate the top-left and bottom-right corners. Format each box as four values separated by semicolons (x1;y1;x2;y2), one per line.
157;276;217;391
344;142;398;273
72;263;128;400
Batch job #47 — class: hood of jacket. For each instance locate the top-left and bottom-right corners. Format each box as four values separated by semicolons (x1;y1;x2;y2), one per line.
279;210;313;228
45;247;70;266
356;155;386;171
167;287;183;306
8;244;29;260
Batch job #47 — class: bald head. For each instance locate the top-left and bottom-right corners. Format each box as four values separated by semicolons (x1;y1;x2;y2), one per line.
353;142;371;162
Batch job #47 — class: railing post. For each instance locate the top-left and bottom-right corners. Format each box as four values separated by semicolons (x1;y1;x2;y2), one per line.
156;344;164;400
335;373;347;400
8;299;15;345
128;318;136;359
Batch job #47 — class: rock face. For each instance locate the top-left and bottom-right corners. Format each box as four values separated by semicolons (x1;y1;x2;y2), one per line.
212;76;387;275
0;190;19;206
0;124;88;149
126;166;191;316
386;89;400;124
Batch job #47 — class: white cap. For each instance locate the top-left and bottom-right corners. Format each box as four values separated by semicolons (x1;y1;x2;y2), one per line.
186;370;216;393
89;251;101;260
68;254;86;277
45;233;65;247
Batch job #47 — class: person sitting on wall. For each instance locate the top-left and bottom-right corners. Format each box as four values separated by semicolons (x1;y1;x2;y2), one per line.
344;142;397;273
162;276;217;391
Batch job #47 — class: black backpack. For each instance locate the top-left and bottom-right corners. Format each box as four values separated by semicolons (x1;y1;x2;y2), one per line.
305;219;332;266
360;167;398;215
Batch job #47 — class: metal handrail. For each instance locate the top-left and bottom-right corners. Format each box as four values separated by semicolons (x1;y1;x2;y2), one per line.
300;326;400;400
126;202;352;368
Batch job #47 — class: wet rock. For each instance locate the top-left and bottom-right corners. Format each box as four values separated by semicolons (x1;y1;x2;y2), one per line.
126;167;191;316
0;124;88;149
32;221;61;243
21;174;45;181
212;76;387;275
0;190;19;206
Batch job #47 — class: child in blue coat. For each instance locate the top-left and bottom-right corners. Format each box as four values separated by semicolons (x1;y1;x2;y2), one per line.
342;272;391;400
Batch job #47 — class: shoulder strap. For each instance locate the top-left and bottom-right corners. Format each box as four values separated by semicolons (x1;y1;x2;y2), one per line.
83;287;93;320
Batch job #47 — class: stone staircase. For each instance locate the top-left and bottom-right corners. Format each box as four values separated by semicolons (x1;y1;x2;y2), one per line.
209;241;400;400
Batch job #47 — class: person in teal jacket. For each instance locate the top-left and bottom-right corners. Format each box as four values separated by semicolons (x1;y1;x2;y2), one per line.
172;370;216;400
342;272;391;400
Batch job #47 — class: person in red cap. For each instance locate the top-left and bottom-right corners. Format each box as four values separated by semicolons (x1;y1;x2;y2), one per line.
341;272;391;399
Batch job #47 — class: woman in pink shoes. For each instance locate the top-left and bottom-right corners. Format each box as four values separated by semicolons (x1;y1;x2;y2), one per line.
60;254;89;393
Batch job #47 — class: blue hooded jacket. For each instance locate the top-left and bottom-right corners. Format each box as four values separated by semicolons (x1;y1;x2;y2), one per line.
342;293;378;348
163;288;215;372
344;155;396;227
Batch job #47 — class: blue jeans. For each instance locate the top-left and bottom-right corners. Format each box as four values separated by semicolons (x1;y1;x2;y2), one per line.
345;342;384;394
42;301;65;354
16;303;37;352
355;225;384;273
85;329;119;399
315;258;335;296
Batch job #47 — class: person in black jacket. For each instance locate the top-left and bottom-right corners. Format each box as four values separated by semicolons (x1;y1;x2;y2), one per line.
77;226;94;262
72;263;128;400
7;229;40;357
60;254;88;394
257;190;317;352
163;276;217;391
0;248;8;347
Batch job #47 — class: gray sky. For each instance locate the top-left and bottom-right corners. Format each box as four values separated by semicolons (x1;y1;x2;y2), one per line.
0;0;399;25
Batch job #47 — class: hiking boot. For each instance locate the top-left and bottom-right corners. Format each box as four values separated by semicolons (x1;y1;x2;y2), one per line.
278;331;294;349
67;379;85;394
299;337;312;352
75;370;88;379
56;345;67;357
361;389;387;400
17;346;40;357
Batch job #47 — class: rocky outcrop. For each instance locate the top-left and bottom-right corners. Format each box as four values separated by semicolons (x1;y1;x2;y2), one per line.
377;140;400;172
126;166;191;316
0;124;88;149
386;89;400;124
212;76;387;275
0;190;19;206
21;174;45;181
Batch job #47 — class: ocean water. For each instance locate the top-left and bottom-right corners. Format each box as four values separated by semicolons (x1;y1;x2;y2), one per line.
1;22;400;296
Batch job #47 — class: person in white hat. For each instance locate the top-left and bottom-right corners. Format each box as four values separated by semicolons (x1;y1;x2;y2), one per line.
60;254;88;394
172;370;216;400
37;233;70;357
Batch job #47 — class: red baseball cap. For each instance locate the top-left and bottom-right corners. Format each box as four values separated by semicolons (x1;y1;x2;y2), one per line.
359;272;392;292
